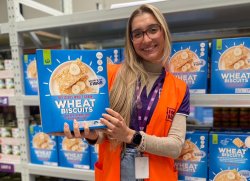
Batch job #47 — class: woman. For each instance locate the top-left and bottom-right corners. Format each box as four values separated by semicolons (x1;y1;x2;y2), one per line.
64;4;189;181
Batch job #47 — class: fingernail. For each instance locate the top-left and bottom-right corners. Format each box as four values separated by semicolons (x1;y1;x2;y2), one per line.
64;123;68;128
105;108;109;111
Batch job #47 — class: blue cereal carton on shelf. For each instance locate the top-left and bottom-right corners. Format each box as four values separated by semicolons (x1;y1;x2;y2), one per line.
29;125;58;166
58;136;90;169
211;37;250;94
209;131;250;181
170;41;209;93
89;144;99;170
23;54;38;95
175;130;209;181
36;49;110;133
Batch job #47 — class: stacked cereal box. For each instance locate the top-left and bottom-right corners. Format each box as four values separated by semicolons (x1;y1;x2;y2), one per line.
211;37;250;93
23;54;38;95
209;131;250;181
36;49;110;133
29;125;58;166
170;41;209;93
58;136;90;169
175;130;209;181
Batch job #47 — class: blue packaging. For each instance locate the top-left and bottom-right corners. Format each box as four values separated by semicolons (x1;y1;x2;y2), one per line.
209;131;250;181
29;125;58;166
58;136;90;169
36;49;110;133
211;37;250;94
175;130;209;181
89;144;98;170
106;48;122;64
23;54;38;95
170;41;209;93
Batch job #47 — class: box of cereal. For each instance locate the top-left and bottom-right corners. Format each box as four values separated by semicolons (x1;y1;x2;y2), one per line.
175;130;209;181
36;49;110;133
209;131;250;181
211;37;250;93
23;54;38;95
170;41;209;93
29;125;58;166
58;136;90;169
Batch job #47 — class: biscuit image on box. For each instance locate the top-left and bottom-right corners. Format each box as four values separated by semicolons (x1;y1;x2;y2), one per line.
213;170;247;181
233;138;245;148
219;45;250;70
32;132;53;150
27;60;37;78
178;140;202;161
170;49;201;72
62;137;84;152
50;59;99;95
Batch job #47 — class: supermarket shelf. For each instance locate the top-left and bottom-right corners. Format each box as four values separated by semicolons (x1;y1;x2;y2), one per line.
2;0;250;42
28;164;94;181
20;94;250;107
0;70;14;78
190;94;250;107
21;95;39;106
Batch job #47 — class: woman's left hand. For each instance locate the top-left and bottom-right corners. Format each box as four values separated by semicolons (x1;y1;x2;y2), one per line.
100;108;135;143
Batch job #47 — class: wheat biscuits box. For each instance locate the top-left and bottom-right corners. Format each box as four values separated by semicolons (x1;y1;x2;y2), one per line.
36;49;110;133
23;54;38;95
170;41;209;93
175;130;209;181
58;136;90;169
211;37;250;93
29;125;58;166
209;131;250;181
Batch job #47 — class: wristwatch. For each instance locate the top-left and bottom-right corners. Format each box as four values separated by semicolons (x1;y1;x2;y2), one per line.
131;131;142;146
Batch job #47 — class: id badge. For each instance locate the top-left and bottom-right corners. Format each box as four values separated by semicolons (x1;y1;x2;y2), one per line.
135;156;149;179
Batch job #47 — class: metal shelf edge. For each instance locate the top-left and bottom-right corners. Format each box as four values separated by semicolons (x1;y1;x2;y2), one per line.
28;164;94;181
190;94;250;107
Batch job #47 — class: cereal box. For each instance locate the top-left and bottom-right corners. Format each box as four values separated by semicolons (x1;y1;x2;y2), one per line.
170;41;209;93
209;131;250;181
29;125;58;166
23;54;38;95
175;130;209;181
211;37;250;94
58;136;90;169
36;49;110;133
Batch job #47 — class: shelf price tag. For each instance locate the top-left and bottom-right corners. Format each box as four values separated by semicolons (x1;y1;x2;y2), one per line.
0;97;8;106
0;163;14;173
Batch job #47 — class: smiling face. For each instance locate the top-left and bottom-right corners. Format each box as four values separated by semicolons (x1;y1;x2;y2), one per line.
131;13;165;64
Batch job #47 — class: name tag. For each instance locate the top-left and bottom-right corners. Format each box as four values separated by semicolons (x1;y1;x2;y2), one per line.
135;156;149;179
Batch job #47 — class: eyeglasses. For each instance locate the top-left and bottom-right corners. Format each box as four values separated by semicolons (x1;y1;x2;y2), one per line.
131;24;161;43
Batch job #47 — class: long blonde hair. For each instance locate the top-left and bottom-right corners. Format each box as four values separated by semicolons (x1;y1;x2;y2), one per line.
110;4;172;132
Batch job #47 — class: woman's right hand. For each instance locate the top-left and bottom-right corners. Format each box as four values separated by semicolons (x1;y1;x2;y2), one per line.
63;119;99;141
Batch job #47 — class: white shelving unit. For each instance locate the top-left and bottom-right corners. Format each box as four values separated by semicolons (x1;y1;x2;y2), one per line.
1;0;250;180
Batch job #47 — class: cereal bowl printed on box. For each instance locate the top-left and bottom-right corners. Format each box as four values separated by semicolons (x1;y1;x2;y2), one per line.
62;137;85;152
170;49;202;73
49;59;99;95
213;170;247;181
27;60;37;78
32;132;53;150
218;45;250;70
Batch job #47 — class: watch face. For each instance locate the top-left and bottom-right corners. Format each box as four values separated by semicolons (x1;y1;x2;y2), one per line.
132;132;142;146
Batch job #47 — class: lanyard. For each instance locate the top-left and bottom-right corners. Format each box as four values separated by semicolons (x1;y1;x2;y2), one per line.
135;81;162;131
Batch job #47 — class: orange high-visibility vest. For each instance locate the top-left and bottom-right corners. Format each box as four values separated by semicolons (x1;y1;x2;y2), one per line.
95;64;187;181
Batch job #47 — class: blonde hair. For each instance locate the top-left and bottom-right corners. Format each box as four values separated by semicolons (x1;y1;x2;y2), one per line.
109;4;172;137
